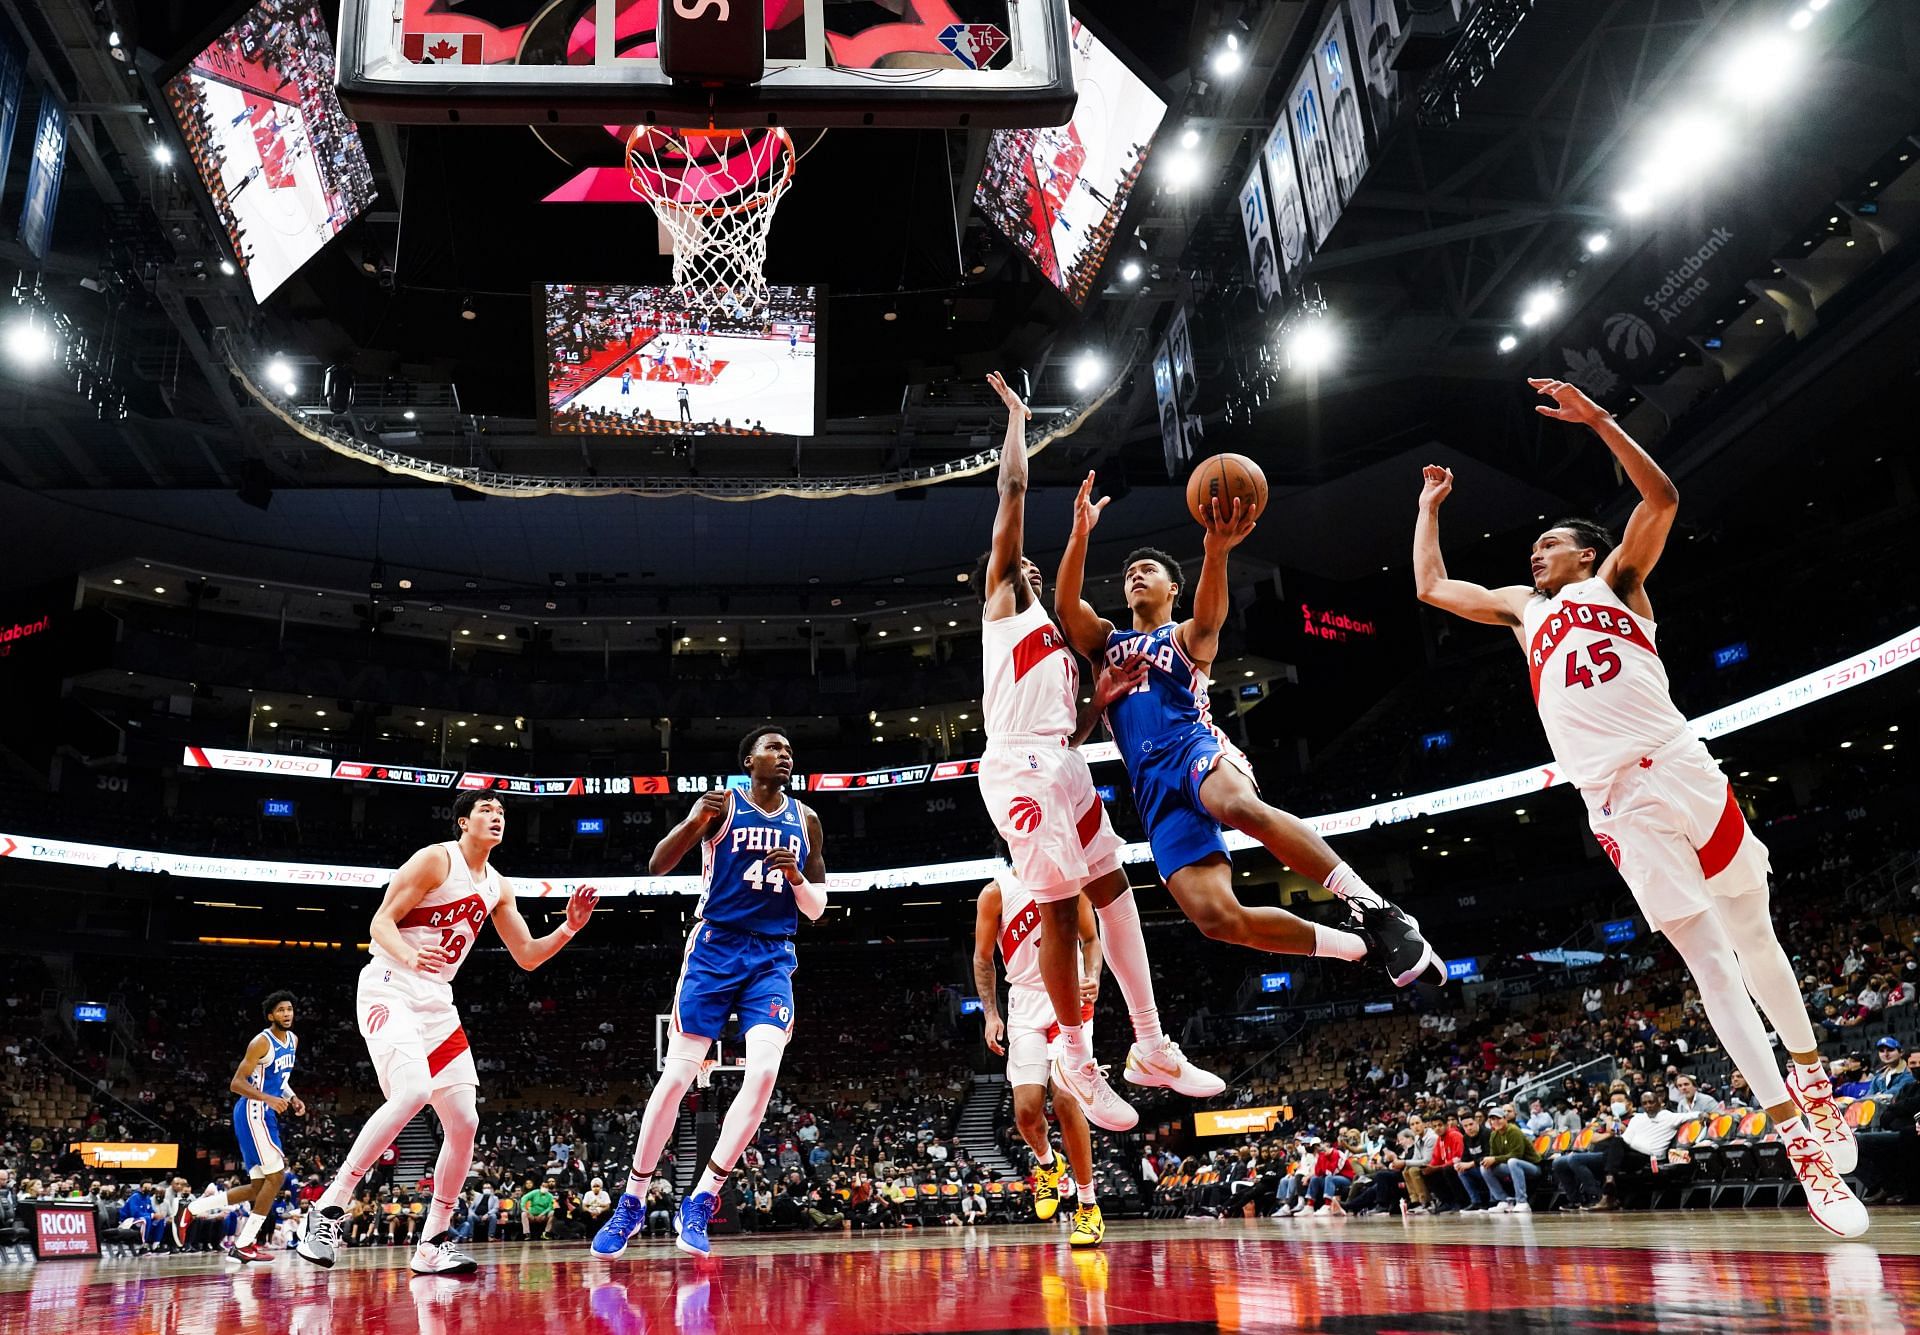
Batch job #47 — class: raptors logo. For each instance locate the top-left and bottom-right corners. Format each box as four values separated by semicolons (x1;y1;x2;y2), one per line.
367;1003;390;1034
1008;796;1044;834
1595;833;1623;870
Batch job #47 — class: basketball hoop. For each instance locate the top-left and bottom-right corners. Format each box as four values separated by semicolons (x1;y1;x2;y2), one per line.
626;126;796;319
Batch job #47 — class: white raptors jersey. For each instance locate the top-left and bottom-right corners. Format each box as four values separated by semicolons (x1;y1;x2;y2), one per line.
996;867;1081;994
981;597;1079;740
370;841;502;984
1522;577;1689;789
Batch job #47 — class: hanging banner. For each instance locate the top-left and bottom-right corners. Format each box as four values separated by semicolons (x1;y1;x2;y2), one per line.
1313;3;1369;212
1260;113;1311;286
1239;165;1281;311
1153;339;1185;476
1346;0;1403;147
1287;54;1340;250
18;89;68;260
0;29;24;210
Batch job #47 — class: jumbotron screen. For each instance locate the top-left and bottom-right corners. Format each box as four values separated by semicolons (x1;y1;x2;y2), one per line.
972;22;1166;307
162;0;377;302
542;284;819;437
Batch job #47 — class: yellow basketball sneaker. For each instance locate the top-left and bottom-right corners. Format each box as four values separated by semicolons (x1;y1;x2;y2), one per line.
1068;1203;1105;1248
1032;1152;1066;1221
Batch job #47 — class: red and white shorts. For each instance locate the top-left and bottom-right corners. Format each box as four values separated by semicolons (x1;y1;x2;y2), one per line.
1005;985;1095;1089
356;956;478;1096
979;738;1125;902
1581;732;1772;932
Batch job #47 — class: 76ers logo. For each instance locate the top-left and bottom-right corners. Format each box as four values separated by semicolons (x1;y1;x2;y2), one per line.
769;1001;793;1026
367;1003;390;1034
1595;832;1623;869
1008;796;1044;834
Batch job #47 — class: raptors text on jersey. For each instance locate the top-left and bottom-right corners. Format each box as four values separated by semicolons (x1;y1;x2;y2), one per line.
372;841;502;984
981;598;1078;739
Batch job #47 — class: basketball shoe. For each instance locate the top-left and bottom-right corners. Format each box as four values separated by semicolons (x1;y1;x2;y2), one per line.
231;1242;274;1264
1780;1118;1868;1238
1067;1203;1105;1248
1786;1061;1857;1174
674;1191;716;1259
590;1193;647;1259
1032;1151;1066;1221
1052;1055;1138;1132
1349;901;1446;988
1124;1037;1226;1098
295;1205;343;1268
410;1231;479;1275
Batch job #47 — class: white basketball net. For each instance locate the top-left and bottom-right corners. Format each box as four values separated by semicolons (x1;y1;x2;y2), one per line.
626;127;796;319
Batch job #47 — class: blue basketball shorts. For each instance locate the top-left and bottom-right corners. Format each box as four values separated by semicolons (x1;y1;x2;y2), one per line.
671;920;797;1041
232;1097;285;1178
1129;728;1256;879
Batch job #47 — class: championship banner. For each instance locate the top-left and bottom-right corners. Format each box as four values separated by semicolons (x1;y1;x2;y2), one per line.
18;89;67;260
73;1141;180;1170
1195;1106;1288;1137
1312;3;1369;211
42;620;1912;894
1152;338;1185;477
1238;166;1281;311
1286;48;1339;249
0;29;25;212
1259;113;1310;288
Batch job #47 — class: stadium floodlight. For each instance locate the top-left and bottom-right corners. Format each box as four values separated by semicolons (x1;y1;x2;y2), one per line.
1071;352;1106;391
1285;319;1337;372
1719;34;1799;103
1120;259;1142;283
219;259;236;276
4;314;57;367
265;358;296;391
1518;288;1560;327
1162;149;1203;190
152;143;173;165
1497;334;1519;354
1211;37;1244;79
1616;185;1652;216
1179;127;1200;149
1585;232;1611;254
1787;8;1813;30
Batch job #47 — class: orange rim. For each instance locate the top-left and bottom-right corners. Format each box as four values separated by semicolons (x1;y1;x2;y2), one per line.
626;127;794;218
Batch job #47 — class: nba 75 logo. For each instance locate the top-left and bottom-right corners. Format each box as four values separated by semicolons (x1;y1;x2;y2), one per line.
1008;796;1044;834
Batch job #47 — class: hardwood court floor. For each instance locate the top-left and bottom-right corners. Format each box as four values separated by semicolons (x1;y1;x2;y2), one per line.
6;1211;1920;1333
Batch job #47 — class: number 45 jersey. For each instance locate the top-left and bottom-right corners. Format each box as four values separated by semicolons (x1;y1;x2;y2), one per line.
1522;576;1688;789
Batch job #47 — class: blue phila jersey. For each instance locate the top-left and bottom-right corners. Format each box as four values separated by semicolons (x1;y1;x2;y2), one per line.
246;1028;297;1100
699;790;809;937
1101;622;1234;771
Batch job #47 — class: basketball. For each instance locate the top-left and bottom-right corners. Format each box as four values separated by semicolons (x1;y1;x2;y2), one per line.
1186;453;1268;526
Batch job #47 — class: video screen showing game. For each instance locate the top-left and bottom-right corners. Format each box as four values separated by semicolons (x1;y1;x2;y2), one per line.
542;284;819;437
972;21;1166;306
163;0;377;302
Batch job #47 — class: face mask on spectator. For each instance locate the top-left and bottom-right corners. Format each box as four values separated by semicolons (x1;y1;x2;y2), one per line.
1611;1100;1628;1116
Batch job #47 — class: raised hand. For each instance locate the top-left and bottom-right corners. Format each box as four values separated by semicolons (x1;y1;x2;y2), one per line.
1419;464;1454;508
986;370;1031;420
693;789;729;825
1091;653;1149;712
1529;377;1609;425
566;884;600;932
1072;472;1111;538
1201;495;1257;552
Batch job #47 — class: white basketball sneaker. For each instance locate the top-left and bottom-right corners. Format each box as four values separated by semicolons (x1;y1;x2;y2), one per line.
1051;1054;1139;1132
1781;1118;1869;1238
1124;1037;1227;1099
410;1231;479;1275
1787;1061;1857;1174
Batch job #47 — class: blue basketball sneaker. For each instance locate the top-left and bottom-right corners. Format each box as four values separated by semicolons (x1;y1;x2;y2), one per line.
673;1191;716;1259
591;1192;647;1259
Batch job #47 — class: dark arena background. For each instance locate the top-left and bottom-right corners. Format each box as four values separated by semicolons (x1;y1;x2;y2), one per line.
1;0;1919;1331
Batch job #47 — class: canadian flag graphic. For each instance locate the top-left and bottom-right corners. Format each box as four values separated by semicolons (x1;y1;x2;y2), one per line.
403;33;484;65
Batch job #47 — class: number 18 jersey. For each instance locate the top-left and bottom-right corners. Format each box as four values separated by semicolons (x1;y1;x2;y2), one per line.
370;841;501;984
700;790;808;937
1522;576;1688;789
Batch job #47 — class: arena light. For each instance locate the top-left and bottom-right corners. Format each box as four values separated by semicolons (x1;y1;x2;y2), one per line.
1518;287;1560;327
1497;334;1519;354
1584;232;1611;254
1616;185;1653;216
1179;127;1200;150
1718;34;1799;102
219;259;236;276
151;143;173;166
264;358;295;391
1788;8;1813;30
1162;149;1203;190
4;314;57;367
1071;352;1107;391
1211;35;1244;79
1286;320;1338;371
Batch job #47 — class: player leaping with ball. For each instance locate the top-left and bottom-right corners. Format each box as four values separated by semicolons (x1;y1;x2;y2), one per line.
297;792;600;1274
1412;377;1863;1237
974;370;1225;1142
593;726;826;1261
1054;474;1445;988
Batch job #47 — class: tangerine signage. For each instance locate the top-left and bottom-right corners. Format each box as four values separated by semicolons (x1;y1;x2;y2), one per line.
1194;1106;1287;1137
73;1141;180;1169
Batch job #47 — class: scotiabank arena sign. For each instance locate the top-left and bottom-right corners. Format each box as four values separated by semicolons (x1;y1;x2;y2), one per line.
34;1204;98;1258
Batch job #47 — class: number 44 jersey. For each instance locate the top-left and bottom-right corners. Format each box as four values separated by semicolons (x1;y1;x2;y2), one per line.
1522;576;1688;789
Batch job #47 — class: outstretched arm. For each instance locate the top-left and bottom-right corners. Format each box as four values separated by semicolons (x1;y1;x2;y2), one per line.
1530;378;1677;606
1054;472;1116;657
1412;466;1530;627
1071;653;1150;745
1180;496;1257;668
984;371;1035;615
490;878;597;971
